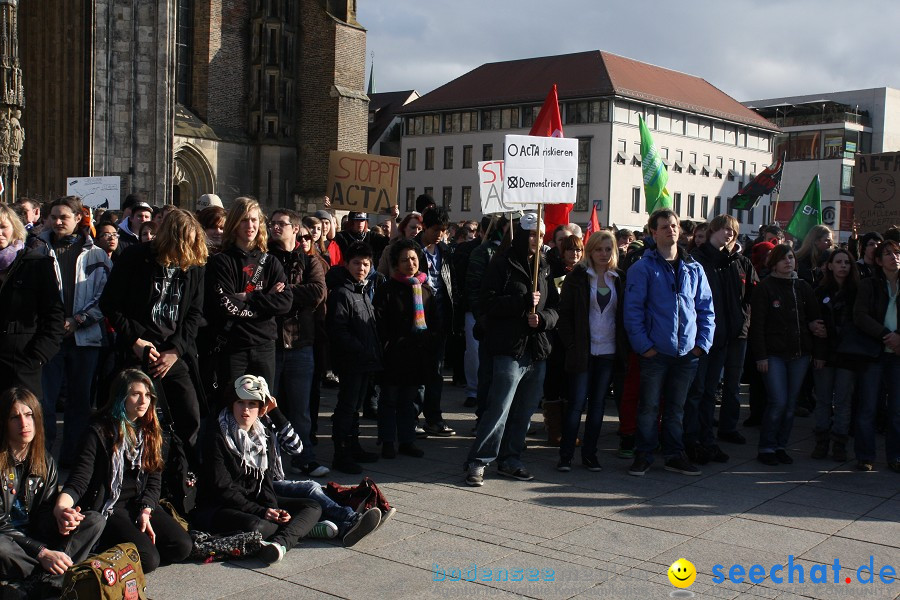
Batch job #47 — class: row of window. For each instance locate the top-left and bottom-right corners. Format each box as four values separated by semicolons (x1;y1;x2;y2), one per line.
773;129;871;162
407;145;478;171
616;139;762;177
405;186;474;213
405;99;773;151
629;187;768;225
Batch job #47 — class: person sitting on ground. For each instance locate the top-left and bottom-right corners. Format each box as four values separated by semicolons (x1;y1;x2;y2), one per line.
0;388;104;593
197;375;322;564
55;369;192;573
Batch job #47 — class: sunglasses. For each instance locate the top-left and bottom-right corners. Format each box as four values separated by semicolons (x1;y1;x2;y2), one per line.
300;234;313;241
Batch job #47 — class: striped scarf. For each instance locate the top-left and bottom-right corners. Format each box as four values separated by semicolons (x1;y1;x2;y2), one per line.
393;271;427;330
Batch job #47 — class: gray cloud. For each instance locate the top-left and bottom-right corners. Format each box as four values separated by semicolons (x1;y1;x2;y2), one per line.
358;0;900;101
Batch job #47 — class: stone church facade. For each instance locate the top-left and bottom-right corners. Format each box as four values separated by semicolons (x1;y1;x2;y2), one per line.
20;0;368;211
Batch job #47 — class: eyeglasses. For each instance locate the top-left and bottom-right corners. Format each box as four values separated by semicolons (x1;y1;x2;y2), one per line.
269;220;292;229
99;233;119;239
300;234;313;241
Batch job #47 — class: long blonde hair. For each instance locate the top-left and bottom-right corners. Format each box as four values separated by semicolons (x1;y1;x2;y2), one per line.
582;229;618;271
795;224;832;268
153;208;208;270
0;204;27;247
222;197;267;252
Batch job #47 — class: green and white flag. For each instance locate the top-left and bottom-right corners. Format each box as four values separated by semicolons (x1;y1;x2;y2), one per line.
639;115;672;214
785;175;823;241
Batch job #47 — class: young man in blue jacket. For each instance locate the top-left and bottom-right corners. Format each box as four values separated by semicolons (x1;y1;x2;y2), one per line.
623;209;715;476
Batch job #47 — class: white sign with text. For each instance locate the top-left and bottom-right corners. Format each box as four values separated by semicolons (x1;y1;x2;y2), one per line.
66;176;121;210
503;135;578;205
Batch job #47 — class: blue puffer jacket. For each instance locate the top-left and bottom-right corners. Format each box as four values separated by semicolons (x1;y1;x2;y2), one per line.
623;246;715;357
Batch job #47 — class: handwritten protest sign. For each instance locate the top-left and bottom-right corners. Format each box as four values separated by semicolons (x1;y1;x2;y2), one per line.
502;135;578;205
479;160;510;214
67;176;121;209
327;151;400;212
854;152;900;231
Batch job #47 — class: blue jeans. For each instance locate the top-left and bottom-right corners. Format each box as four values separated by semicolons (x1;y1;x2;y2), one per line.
636;352;699;462
272;479;356;533
560;355;615;461
855;353;900;462
467;356;546;470
716;339;747;435
812;365;856;438
41;339;100;457
273;346;315;464
379;384;422;445
759;355;811;453
474;335;494;421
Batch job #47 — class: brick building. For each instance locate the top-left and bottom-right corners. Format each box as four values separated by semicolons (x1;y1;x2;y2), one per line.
20;0;368;211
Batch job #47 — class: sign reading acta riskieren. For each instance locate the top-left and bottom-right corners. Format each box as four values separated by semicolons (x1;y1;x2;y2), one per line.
502;135;578;205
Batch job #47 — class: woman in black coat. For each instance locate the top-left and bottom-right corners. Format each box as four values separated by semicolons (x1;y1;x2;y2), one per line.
372;239;439;459
0;204;65;399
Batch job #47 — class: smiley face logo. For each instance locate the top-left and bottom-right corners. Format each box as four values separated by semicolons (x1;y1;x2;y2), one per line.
866;173;896;209
668;558;697;588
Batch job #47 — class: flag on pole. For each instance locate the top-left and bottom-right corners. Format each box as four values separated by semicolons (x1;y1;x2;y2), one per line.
785;175;823;241
732;153;785;210
584;200;601;240
638;115;672;214
529;84;570;241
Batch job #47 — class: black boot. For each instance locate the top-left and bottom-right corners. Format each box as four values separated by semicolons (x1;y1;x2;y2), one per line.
811;431;830;459
332;440;362;474
351;437;379;463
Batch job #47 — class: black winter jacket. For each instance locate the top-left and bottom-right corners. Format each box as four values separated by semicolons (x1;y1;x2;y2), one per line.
0;455;59;557
326;267;382;373
99;243;205;357
372;276;439;385
749;274;822;360
62;420;162;514
270;244;326;350
691;242;757;347
206;246;293;349
480;248;559;361
816;284;859;365
854;274;900;342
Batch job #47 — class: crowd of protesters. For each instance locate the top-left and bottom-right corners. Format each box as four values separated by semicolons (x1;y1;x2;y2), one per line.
0;190;898;594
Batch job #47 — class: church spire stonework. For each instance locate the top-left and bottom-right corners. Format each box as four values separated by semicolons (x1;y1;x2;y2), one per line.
0;0;23;202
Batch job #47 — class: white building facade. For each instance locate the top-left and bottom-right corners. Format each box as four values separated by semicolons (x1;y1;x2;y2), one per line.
398;51;779;234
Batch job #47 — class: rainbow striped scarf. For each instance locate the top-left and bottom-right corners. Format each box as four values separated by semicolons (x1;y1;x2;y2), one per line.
393;271;428;330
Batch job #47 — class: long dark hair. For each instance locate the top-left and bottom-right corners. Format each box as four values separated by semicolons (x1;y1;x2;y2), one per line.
100;370;164;473
0;388;47;480
819;248;859;296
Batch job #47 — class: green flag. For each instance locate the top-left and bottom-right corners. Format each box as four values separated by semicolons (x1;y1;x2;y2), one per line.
639;115;672;214
785;175;823;241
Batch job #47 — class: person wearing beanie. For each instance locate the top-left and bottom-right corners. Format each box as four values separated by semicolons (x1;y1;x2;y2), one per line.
464;212;559;487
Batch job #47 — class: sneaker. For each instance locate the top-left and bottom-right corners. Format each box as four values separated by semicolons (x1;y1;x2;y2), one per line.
343;507;381;547
775;449;793;465
398;443;424;458
465;463;485;487
664;456;701;476
377;507;396;530
757;452;779;466
706;445;729;463
582;456;603;472
301;462;330;478
717;430;747;445
556;458;572;472
497;465;534;481
617;435;635;459
628;457;651;476
414;426;429;439
308;520;339;539
463;397;477;408
258;540;286;564
424;421;455;437
857;461;874;472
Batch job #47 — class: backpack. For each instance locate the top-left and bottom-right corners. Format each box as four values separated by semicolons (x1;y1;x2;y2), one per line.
60;543;147;600
323;477;392;513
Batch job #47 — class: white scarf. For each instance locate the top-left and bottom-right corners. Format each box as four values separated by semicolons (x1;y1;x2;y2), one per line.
218;408;268;493
102;430;144;517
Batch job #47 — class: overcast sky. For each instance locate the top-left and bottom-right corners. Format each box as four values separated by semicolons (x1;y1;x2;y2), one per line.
357;0;900;102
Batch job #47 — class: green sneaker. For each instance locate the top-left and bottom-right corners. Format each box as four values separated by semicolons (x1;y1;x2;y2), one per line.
308;520;339;539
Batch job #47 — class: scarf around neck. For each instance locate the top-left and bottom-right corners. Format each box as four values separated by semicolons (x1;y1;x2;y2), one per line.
102;429;144;517
218;408;268;493
0;240;24;272
393;271;427;330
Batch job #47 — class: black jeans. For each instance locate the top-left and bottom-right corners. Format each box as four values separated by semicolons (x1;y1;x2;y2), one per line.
98;506;192;573
211;497;321;550
0;511;105;582
333;370;372;441
217;342;276;403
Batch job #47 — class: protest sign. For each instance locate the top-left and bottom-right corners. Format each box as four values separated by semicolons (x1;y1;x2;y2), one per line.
327;151;400;212
502;135;578;205
854;152;900;231
66;176;121;209
479;160;512;214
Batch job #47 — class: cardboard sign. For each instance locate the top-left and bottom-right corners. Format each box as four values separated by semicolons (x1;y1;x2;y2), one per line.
66;176;121;209
326;151;400;212
854;152;900;231
502;135;578;205
479;160;511;214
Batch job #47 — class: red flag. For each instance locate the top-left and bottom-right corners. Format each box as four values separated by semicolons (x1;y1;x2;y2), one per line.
583;202;601;240
529;85;571;242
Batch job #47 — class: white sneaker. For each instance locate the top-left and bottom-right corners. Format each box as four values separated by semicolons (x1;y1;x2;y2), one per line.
308;520;339;539
258;540;286;564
